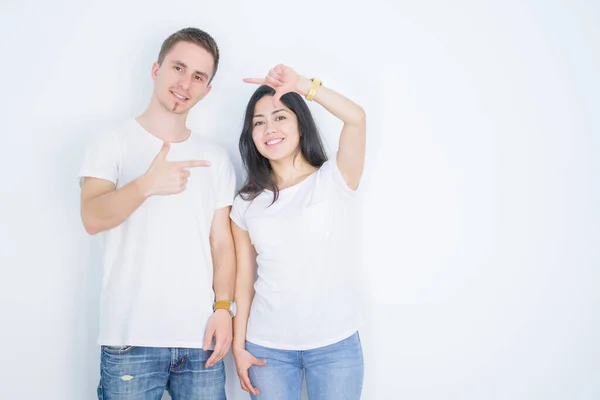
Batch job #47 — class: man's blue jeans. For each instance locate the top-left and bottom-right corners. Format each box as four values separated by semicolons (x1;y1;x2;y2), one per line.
245;331;364;400
97;346;226;399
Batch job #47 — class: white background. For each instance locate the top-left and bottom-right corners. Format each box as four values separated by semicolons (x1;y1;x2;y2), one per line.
0;0;598;399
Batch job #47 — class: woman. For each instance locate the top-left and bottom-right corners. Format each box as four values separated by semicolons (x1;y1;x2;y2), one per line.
230;64;367;400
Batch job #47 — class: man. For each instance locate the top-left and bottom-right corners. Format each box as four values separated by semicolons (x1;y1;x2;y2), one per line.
78;27;236;400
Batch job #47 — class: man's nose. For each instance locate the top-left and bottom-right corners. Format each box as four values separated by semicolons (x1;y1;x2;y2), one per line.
178;74;192;90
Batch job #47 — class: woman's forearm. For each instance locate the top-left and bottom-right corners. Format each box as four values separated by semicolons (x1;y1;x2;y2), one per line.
294;76;366;126
233;283;254;350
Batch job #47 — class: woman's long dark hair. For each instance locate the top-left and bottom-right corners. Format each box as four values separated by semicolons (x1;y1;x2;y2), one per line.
238;85;327;204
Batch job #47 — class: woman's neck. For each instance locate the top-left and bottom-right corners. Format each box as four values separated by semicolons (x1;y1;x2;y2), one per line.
270;153;318;190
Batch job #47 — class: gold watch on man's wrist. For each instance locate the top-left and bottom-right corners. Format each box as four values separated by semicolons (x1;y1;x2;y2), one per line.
213;300;236;317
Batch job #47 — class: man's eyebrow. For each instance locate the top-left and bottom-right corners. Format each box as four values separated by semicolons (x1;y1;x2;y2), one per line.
173;60;187;68
173;61;209;79
253;109;288;118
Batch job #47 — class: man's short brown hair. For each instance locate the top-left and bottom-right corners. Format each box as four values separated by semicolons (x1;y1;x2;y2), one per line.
157;27;220;82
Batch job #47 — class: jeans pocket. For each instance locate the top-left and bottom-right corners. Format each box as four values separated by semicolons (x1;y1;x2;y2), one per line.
101;345;135;355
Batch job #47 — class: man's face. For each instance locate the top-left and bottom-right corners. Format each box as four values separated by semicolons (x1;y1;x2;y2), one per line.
151;41;214;115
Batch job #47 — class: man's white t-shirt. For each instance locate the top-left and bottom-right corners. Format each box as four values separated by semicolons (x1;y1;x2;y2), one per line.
78;119;236;348
230;157;363;350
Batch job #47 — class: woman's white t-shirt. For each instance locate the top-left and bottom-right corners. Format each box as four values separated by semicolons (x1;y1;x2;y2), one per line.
230;156;363;350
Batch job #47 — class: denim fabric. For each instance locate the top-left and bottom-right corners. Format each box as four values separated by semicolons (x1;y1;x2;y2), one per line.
97;346;226;400
245;331;364;400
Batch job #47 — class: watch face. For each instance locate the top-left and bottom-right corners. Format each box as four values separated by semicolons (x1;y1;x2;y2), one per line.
230;302;237;317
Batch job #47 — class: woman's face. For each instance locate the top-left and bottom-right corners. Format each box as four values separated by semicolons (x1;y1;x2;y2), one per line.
251;95;300;162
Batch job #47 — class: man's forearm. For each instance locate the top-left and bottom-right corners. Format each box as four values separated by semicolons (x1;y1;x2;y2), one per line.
212;241;236;301
82;177;148;235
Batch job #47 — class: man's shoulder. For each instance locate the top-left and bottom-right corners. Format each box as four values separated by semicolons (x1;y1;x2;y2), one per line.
191;135;233;162
192;135;225;150
89;119;136;143
109;118;138;137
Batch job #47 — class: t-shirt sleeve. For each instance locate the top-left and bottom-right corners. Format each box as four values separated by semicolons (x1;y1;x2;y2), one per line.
77;131;120;187
230;194;249;231
322;152;359;198
215;150;237;210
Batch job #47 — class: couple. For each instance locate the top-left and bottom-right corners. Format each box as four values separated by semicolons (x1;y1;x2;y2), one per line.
79;27;367;400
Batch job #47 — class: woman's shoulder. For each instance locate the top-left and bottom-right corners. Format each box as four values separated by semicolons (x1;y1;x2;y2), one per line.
315;154;359;197
232;191;264;210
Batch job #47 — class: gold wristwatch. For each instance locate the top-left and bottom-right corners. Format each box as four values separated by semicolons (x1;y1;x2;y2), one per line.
213;300;236;317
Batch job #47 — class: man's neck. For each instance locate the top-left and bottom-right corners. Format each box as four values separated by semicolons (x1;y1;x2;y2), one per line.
136;95;190;143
